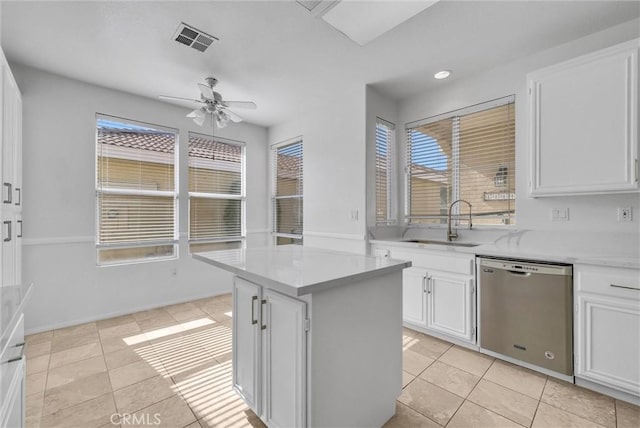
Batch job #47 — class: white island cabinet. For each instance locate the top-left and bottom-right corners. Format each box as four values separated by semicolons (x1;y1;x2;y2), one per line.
193;245;410;428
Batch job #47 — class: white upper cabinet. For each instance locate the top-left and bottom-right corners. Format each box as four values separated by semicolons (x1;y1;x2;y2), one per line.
528;39;639;196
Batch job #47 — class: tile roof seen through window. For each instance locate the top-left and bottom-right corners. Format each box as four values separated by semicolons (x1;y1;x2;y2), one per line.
97;128;242;164
188;135;241;163
98;127;175;154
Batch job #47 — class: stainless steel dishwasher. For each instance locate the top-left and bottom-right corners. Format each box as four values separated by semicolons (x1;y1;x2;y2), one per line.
478;257;573;376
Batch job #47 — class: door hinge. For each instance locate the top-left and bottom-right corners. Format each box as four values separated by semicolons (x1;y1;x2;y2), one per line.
635;159;638;182
304;319;310;332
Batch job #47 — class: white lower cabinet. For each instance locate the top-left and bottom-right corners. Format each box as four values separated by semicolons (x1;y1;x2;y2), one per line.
575;265;640;397
427;271;474;342
233;277;307;428
261;289;307;428
402;268;428;326
387;246;476;345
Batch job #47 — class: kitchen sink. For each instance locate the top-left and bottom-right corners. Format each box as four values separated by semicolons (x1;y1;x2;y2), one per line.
402;239;480;248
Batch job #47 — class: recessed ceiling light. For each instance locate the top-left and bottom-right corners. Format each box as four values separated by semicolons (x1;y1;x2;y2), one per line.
434;70;451;79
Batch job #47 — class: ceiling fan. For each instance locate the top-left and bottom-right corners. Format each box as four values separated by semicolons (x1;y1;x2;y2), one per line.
159;77;257;128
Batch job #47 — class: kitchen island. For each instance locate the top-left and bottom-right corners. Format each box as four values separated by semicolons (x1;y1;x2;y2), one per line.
193;245;411;428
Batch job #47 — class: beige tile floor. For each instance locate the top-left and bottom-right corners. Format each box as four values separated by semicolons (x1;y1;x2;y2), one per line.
24;294;639;428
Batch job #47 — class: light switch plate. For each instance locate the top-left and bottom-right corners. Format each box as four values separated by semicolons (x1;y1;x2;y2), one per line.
551;207;569;221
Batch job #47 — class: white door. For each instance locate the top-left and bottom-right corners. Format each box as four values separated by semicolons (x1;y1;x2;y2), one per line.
2;213;14;286
261;288;307;428
576;293;640;395
12;93;21;211
232;277;261;413
14;213;21;287
2;66;13;208
427;271;474;342
402;267;428;327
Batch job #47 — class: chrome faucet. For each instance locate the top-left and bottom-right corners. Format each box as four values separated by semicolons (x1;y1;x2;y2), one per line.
447;199;472;241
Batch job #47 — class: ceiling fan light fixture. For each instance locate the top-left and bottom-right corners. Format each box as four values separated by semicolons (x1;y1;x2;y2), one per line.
215;110;230;128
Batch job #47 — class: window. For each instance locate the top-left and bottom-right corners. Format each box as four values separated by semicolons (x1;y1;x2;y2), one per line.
272;139;303;245
406;96;515;226
96;115;178;265
188;132;245;253
376;118;396;224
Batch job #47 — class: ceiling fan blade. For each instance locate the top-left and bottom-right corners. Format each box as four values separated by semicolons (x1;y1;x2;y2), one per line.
198;83;215;100
222;108;243;123
159;95;205;105
223;101;257;110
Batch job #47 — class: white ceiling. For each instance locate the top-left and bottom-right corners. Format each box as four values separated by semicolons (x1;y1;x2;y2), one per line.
2;1;638;127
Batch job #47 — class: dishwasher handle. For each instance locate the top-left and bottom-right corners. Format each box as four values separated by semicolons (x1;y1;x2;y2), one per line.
508;270;532;276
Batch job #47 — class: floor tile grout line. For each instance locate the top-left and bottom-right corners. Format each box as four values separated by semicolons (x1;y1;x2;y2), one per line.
529;377;547;428
96;330;120;423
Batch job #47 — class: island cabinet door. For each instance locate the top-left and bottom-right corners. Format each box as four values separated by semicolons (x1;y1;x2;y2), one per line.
261;289;307;428
232;277;262;413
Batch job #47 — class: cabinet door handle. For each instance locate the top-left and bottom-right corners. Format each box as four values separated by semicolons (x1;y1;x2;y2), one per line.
427;276;432;294
260;299;267;330
251;295;258;325
17;220;22;238
422;276;427;293
4;342;25;364
610;283;640;291
15;187;20;206
3;220;11;242
3;183;11;204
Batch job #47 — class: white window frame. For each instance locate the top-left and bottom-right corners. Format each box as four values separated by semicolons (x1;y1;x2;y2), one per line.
375;117;396;225
95;113;179;266
404;95;516;227
187;132;246;253
271;137;303;245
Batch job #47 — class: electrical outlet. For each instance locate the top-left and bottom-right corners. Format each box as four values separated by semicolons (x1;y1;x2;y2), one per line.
350;210;359;221
618;207;632;222
551;207;569;221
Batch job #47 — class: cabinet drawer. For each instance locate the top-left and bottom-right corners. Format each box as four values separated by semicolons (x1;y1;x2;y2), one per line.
0;314;24;416
391;248;474;275
575;265;640;300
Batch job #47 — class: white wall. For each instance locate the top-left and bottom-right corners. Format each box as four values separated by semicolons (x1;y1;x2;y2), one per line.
12;64;270;333
268;85;368;254
397;18;640;235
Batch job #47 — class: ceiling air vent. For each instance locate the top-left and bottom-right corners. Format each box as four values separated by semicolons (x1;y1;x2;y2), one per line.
173;22;218;53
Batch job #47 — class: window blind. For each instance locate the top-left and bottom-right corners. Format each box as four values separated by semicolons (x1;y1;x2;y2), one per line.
406;97;515;226
96;116;177;264
188;133;245;252
376;118;395;224
273;140;303;244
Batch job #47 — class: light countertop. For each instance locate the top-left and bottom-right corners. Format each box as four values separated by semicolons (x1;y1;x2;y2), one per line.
192;245;411;297
370;229;639;269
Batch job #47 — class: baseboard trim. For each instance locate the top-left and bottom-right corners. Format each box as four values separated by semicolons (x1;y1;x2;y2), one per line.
24;289;231;335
